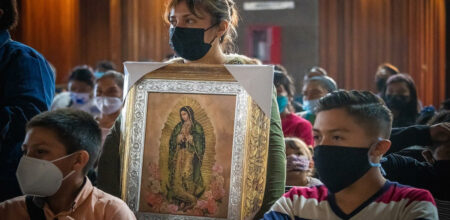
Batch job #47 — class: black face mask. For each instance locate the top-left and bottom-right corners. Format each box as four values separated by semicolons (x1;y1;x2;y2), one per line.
313;145;382;193
169;24;217;61
384;95;410;110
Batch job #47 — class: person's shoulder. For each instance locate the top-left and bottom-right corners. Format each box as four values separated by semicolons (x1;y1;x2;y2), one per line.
288;113;312;128
376;181;435;206
51;92;71;110
92;187;133;209
0;196;27;214
91;187;136;219
284;185;328;203
5;40;47;61
225;54;262;65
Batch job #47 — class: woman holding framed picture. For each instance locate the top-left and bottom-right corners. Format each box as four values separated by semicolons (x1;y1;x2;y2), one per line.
97;0;286;218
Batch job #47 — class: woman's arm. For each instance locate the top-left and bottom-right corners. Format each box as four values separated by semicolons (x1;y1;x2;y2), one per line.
97;117;122;198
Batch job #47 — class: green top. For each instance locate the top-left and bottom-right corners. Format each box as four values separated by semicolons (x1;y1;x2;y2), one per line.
97;57;286;218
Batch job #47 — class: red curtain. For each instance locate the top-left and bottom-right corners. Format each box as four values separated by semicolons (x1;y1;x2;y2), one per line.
319;0;446;107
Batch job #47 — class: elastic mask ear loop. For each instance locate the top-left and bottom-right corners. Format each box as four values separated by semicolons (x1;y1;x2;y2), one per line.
369;138;387;176
52;152;78;181
205;23;219;45
62;170;76;181
51;152;78;163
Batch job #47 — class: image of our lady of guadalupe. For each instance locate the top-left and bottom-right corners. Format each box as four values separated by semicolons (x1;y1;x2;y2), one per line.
167;106;206;210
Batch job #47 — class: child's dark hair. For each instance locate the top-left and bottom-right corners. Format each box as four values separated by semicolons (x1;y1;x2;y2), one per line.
69;65;95;88
26;109;102;174
316;90;393;139
95;60;116;72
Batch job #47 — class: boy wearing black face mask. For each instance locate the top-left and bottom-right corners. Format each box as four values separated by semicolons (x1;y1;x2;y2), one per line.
263;90;438;220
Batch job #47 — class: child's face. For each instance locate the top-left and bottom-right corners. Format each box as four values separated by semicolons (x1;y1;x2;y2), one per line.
313;108;373;148
22;127;77;179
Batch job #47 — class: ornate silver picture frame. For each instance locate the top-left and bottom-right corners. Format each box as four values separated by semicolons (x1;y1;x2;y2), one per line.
121;64;271;220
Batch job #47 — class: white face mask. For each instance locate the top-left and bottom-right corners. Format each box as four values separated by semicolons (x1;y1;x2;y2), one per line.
70;92;90;105
94;96;123;115
302;98;320;113
16;153;77;197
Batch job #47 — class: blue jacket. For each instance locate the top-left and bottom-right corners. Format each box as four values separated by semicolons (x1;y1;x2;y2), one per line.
0;30;55;201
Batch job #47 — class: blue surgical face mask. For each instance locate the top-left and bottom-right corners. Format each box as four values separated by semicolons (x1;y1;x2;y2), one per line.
277;96;289;113
94;71;105;79
302;98;320;113
70;92;90;105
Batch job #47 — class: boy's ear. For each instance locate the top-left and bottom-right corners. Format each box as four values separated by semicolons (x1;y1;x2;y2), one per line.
72;150;90;172
373;139;391;157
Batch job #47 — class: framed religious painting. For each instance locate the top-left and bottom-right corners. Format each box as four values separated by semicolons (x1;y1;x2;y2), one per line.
120;63;274;220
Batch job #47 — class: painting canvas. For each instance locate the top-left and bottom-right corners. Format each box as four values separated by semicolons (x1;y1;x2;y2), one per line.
139;93;236;218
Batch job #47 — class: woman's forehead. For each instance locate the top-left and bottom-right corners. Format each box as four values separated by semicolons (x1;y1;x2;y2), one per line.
170;1;208;18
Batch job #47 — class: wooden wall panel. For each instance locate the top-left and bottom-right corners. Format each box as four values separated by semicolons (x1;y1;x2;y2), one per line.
319;0;446;107
121;0;173;62
79;0;111;69
11;0;172;84
13;0;80;84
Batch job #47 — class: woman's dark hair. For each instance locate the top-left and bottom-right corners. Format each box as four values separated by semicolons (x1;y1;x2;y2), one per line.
375;63;399;92
98;70;124;90
274;72;295;98
95;60;116;72
27;109;101;174
69;65;95;88
382;73;419;115
0;0;18;30
305;76;338;93
165;0;239;53
180;106;195;122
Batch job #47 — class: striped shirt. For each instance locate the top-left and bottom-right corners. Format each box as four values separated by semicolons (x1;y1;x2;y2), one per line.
263;181;438;220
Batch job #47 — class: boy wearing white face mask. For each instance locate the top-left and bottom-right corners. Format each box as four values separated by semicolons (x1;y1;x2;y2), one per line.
51;65;101;117
0;109;136;220
93;71;124;144
263;90;438;220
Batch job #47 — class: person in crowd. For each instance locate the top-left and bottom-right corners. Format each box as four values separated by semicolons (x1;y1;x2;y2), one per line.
94;71;124;143
382;73;420;128
295;66;328;105
440;99;450;111
51;65;100;117
274;72;313;146
285;137;321;189
416;106;436;125
0;109;136;219
274;65;303;112
94;60;117;79
0;0;55;202
263;90;438;219
300;76;337;124
382;111;450;219
304;66;327;80
98;0;286;218
374;63;399;96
